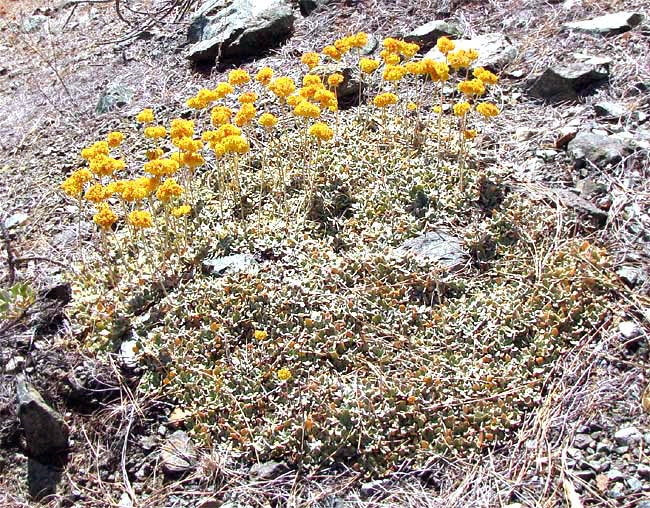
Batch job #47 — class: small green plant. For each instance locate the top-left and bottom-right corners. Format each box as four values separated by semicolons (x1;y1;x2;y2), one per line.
0;282;35;321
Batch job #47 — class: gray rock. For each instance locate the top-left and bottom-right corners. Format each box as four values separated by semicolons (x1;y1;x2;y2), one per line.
606;469;625;482
566;131;632;170
607;487;624;499
6;355;25;374
424;32;517;70
249;460;289;480
618;321;641;339
614;426;642;446
312;62;361;102
359;479;391;499
573;434;595;450
16;375;69;460
161;430;197;476
196;497;221;508
4;212;29;229
140;435;157;453
595;441;612;454
563;11;643;35
594;102;627;119
96;83;134;114
298;0;330;16
28;458;62;500
640;501;650;508
528;63;609;101
203;253;257;276
627;477;643;491
118;492;134;508
574;469;595;481
395;231;469;271
187;0;294;64
614;445;629;455
403;21;460;48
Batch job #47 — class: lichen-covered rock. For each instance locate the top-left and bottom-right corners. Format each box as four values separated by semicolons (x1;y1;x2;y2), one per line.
395;231;469;271
187;0;294;64
563;11;643;35
424;32;517;70
566;131;632;169
527;63;609;101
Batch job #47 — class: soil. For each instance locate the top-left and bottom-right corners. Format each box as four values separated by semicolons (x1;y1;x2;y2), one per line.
0;0;649;506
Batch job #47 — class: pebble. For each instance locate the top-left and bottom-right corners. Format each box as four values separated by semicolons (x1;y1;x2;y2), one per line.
614;426;642;446
626;477;643;491
607;488;624;499
596;442;611;454
574;469;595;481
638;464;650;479
618;321;641;339
359;479;391;499
639;501;650;508
607;469;625;482
573;434;595;450
614;446;629;455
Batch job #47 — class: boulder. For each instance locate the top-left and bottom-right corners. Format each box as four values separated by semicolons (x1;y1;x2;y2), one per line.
28;458;62;500
424;32;517;70
594;101;627;119
16;374;69;460
566;131;632;169
96;83;134;114
563;11;643;35
298;0;331;16
402;21;460;50
395;231;469;272
187;0;294;64
527;63;609;101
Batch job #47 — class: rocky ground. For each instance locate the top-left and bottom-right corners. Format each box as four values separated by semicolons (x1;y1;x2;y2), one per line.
0;0;649;506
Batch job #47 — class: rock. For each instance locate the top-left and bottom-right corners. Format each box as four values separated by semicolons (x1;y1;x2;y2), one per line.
249;460;289;480
118;492;134;508
574;469;595;481
514;127;537;141
202;253;258;276
298;0;330;16
562;11;643;35
359;479;391;499
119;340;138;369
6;355;25;374
28;458;62;500
638;464;650;479
140;435;157;453
613;445;628;455
607;487;624;499
187;0;294;64
595;441;612;454
573;434;595;450
424;32;517;70
594;101;627;119
614;426;642;446
395;231;469;271
607;469;625;482
16;375;69;460
639;502;650;508
134;462;151;481
553;188;608;222
312;62;361;104
626;477;643;491
403;21;460;49
566;131;632;170
4;212;28;229
96;83;134;114
527;63;609;101
197;497;221;508
21;15;48;33
161;430;197;476
576;177;607;197
618;321;641;339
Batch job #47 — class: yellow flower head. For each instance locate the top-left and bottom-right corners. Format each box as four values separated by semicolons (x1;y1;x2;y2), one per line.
268;76;296;98
144;158;180;177
238;92;258;104
299;84;323;100
254;330;268;340
171;205;191;217
136;177;160;196
383;65;407;82
183;152;205;169
228;69;251;86
400;42;420;59
322;45;342;61
211;142;226;157
61;176;83;197
453;101;471;116
476;102;500;117
255;67;274;85
175;137;203;153
433;105;442;114
464;129;477;139
222;135;250;154
234;103;256;127
144;126;167;140
407;102;417;111
156;178;184;203
334;37;351;54
436;36;455;55
327;73;344;88
382;37;402;53
186;96;208;110
198;88;219;103
81;141;109;160
381;50;401;66
211;106;233;126
350;32;368;48
303;74;323;87
405;61;424;75
136;108;154;123
360;58;379;74
84;183;109;203
214;82;235;98
128;210;153;229
170;119;194;140
93;203;118;230
294;101;321;119
467;48;479;61
373;92;398;108
286;95;304;107
258;113;278;129
89;155;125;178
473;67;498;85
121;180;148;202
457;78;485;97
447;50;472;70
217;124;242;139
314;89;337;109
277;368;292;381
301;52;320;69
308;122;333;142
106;131;125;148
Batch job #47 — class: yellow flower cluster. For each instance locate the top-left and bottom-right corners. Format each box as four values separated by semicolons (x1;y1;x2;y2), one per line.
106;131;125;147
156;178;184;203
211;106;233;126
294;101;321;119
144;158;180;177
84;183;110;203
136;109;154;123
81;141;109;161
171;205;191;217
458;78;486;97
234;103;257;127
473;67;498;85
254;330;268;340
327;73;344;88
222;135;250;154
228;69;250;86
238;92;258;104
382;37;420;60
128;210;153;229
309;122;334;142
301;52;320;69
170;119;194;140
214;82;235;98
476;103;500;117
277;368;292;381
373;92;398;108
255;67;273;85
436;36;455;55
61;168;93;197
258;113;278;128
144;126;167;140
383;65;408;82
93;203;118;229
89;155;125;178
447;49;478;70
360;58;379;74
176;137;203;153
268;76;296;98
453;102;471;116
